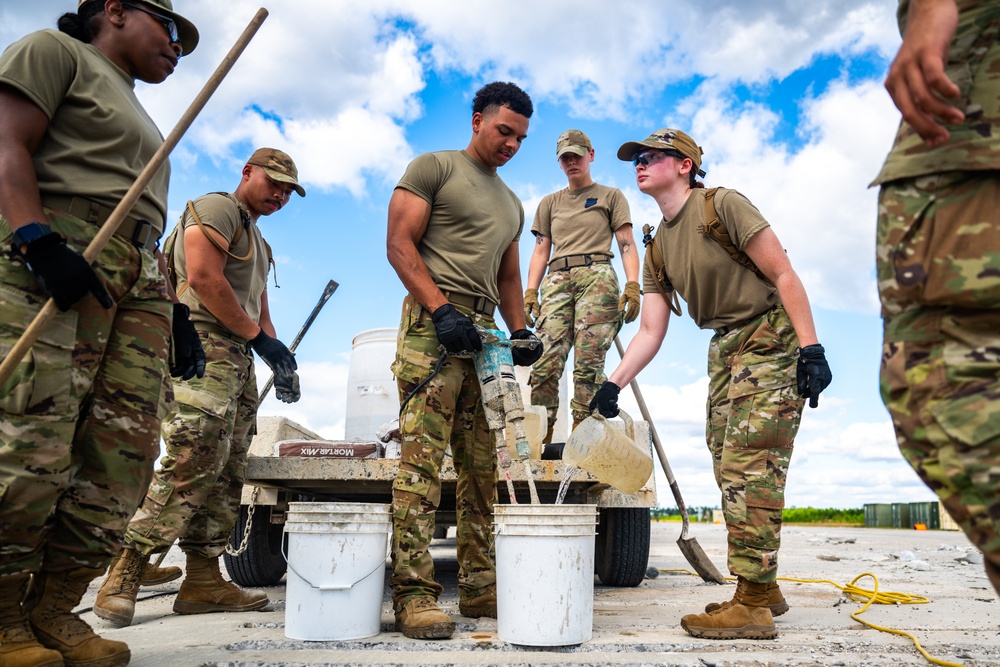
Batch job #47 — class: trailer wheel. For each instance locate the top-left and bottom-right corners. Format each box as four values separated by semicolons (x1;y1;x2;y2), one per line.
224;504;286;587
594;507;650;587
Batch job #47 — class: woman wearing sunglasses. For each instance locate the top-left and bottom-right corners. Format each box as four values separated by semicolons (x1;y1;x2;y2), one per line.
0;2;198;666
591;128;832;640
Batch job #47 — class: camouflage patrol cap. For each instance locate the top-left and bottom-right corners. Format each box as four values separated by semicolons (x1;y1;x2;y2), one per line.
556;129;592;158
247;148;306;197
617;128;706;177
79;0;199;55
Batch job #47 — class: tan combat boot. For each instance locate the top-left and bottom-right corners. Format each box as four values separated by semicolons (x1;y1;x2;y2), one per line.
394;597;454;639
28;568;130;667
680;576;777;640
140;559;181;586
0;572;63;667
458;583;496;619
172;553;268;615
705;580;789;616
93;548;147;627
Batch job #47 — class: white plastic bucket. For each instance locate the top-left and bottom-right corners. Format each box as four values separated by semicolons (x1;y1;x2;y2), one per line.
283;502;391;641
494;504;598;646
345;328;398;441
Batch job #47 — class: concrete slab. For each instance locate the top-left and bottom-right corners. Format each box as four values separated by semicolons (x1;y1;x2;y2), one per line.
76;522;999;666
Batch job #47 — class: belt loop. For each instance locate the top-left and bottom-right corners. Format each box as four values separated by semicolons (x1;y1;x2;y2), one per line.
84;199;101;225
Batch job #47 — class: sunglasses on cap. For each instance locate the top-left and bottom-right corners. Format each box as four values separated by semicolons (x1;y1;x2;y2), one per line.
122;2;181;52
632;149;688;169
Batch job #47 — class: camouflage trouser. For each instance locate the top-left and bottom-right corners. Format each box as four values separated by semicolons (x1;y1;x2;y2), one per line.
125;331;257;559
706;304;803;583
528;263;620;429
0;210;171;576
877;173;1000;592
390;295;497;610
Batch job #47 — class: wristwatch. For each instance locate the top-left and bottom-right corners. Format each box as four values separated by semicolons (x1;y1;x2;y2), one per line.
12;222;53;252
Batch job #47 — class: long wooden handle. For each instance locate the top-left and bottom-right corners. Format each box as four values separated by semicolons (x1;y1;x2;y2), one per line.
0;8;269;387
613;335;694;532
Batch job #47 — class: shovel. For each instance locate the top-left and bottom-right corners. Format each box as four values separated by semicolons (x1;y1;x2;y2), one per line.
614;336;726;584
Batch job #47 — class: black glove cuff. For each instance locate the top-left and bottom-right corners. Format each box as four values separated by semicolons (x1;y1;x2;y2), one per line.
23;231;65;257
799;343;826;360
173;302;191;319
431;304;456;324
510;328;531;339
250;328;269;346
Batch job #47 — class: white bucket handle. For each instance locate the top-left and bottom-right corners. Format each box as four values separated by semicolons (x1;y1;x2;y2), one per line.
281;534;391;592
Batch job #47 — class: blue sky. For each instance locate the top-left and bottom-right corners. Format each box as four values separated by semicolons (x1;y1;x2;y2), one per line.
3;0;936;509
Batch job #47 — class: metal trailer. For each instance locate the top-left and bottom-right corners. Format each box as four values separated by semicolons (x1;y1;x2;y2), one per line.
225;415;657;590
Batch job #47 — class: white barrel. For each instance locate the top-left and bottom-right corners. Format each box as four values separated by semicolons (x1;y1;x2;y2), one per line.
283;502;391;641
494;504;597;646
345;328;398;441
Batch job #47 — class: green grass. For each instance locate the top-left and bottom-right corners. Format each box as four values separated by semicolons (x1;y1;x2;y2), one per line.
649;507;864;525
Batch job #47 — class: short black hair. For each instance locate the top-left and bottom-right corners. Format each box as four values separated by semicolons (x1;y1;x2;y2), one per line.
472;82;533;119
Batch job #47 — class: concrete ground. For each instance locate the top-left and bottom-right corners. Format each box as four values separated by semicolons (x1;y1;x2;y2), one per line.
77;521;999;667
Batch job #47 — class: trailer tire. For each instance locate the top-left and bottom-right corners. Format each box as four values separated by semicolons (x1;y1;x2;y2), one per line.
224;504;286;587
594;507;650;587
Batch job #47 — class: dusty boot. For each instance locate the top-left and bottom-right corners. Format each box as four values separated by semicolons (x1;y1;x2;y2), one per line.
705;580;789;617
0;572;64;667
93;548;147;627
458;584;496;619
172;553;268;615
394;597;454;639
140;558;181;586
681;576;777;640
28;568;130;667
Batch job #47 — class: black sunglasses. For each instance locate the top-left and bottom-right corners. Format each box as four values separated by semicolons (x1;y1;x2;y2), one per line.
122;2;181;50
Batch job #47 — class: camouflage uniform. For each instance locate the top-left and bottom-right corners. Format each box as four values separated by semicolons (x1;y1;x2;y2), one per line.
530;263;620;427
872;1;1000;591
390;295;497;610
707;305;803;582
0;209;172;576
125;332;257;558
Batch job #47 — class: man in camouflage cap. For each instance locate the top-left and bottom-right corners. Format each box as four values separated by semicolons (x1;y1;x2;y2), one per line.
94;148;305;626
592;127;831;639
524;129;640;443
872;0;1000;598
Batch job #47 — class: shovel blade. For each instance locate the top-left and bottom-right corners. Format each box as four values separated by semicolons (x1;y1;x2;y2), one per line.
677;536;727;584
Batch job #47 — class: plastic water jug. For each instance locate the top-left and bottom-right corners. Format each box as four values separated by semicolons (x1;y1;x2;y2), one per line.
562;409;653;494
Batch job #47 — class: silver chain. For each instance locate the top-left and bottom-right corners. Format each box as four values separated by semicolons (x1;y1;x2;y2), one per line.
224;485;259;557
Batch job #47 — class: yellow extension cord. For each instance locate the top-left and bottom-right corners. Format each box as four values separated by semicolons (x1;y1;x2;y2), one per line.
659;569;967;667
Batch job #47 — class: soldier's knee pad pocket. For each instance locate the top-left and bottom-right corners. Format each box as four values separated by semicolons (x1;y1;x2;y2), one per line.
930;388;1000;448
0;288;77;416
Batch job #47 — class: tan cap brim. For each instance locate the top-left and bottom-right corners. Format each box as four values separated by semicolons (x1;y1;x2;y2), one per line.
264;168;306;197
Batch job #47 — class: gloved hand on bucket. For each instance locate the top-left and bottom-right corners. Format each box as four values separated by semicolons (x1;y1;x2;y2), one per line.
590;381;621;418
510;329;542;366
432;304;482;354
797;343;832;408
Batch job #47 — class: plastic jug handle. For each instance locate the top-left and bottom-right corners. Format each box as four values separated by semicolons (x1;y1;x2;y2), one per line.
618;408;635;440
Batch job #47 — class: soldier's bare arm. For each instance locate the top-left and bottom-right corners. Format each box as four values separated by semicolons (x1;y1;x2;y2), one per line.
885;0;963;147
526;234;551;291
615;224;640;284
744;227;818;347
386;187;448;312
0;87;48;233
496;241;528;331
184;223;261;340
608;291;670;389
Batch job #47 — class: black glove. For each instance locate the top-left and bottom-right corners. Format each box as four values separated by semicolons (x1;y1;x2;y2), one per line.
431;304;482;354
23;233;113;311
590;381;621;418
797;343;832;409
274;371;301;404
510;329;542;366
170;303;206;380
250;329;297;376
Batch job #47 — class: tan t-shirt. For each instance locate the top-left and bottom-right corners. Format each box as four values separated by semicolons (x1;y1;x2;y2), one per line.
642;188;778;330
531;183;631;263
396;150;524;305
0;30;169;232
169;193;270;329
